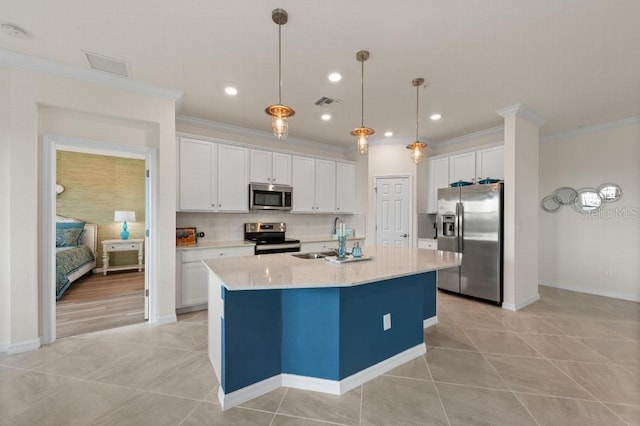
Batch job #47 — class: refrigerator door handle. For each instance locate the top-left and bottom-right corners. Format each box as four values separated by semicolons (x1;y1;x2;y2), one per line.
458;202;464;253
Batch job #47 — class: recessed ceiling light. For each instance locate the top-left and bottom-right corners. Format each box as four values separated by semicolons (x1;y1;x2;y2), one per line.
384;131;393;137
430;113;442;121
321;114;332;121
225;87;238;96
328;73;342;82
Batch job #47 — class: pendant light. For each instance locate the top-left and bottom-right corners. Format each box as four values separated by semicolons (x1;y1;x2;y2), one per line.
406;78;427;164
265;8;295;139
351;50;374;155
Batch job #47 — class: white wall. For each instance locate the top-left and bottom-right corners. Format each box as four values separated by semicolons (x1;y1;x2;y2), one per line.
1;65;177;351
0;67;10;350
367;143;418;245
539;122;640;301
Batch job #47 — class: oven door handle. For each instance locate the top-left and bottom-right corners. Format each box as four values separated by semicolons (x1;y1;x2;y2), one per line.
255;243;301;251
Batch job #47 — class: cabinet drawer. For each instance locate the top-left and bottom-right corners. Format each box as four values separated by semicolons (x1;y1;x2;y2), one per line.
106;243;139;251
417;239;437;250
181;246;253;262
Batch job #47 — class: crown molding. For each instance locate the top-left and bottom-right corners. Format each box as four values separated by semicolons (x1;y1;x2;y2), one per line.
369;136;430;147
541;117;640;143
433;125;504;148
176;114;349;154
0;48;184;107
496;103;546;127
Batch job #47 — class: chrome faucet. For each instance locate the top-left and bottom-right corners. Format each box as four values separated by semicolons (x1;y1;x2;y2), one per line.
333;216;342;235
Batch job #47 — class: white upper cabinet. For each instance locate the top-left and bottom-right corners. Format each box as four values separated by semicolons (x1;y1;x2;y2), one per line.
179;138;217;211
475;145;504;182
291;156;316;213
292;156;339;213
449;151;476;184
426;144;504;213
272;152;292;185
335;162;355;213
178;137;248;212
427;157;449;214
217;144;249;212
314;159;336;213
250;149;292;185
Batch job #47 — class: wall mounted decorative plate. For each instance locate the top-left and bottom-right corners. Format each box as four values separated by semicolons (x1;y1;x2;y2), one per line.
541;195;562;213
553;187;578;205
597;183;623;203
572;187;603;213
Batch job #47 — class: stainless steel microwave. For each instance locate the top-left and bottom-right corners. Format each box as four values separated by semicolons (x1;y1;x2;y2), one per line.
249;183;293;211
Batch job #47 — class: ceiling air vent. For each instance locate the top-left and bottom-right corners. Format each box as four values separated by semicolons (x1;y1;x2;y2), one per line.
314;96;342;107
84;51;129;78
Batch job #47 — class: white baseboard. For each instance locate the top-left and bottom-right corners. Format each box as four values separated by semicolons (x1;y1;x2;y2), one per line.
540;281;640;303
5;338;41;354
218;343;427;410
423;316;438;329
154;314;177;326
337;343;426;394
502;293;540;312
218;375;281;410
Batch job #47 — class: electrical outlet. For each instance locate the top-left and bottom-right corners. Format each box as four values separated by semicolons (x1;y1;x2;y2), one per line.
383;313;391;331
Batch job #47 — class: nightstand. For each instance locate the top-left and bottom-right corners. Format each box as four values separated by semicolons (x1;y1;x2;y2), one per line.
102;239;144;275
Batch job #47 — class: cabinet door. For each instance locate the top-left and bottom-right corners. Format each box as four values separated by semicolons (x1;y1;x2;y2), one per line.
449;151;476;184
315;159;336;213
476;146;504;181
178;138;216;211
217;144;248;212
427;157;449;213
249;149;271;184
292;156;316;212
271;152;292;185
181;261;208;307
335;162;355;213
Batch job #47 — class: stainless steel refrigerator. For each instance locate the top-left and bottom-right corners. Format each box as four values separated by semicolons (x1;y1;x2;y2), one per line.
437;183;503;304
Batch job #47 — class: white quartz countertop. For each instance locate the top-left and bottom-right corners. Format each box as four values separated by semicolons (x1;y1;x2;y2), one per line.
204;246;462;291
176;240;255;251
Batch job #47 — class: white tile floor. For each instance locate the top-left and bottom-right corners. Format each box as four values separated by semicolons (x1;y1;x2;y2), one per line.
1;286;638;425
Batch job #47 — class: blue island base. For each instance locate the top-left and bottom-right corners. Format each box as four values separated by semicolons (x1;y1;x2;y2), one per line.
215;272;437;409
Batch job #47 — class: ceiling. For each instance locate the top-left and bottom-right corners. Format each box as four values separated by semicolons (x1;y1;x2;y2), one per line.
2;0;639;149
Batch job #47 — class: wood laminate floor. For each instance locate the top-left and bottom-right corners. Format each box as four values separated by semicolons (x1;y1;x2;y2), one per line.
56;271;146;338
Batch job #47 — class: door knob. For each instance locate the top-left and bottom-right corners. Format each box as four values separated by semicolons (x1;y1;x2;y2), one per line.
401;233;408;238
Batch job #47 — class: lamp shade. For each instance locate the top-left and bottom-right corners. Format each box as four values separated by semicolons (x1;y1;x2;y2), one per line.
114;211;136;223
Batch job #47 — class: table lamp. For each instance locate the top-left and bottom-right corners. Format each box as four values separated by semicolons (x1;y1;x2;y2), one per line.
114;210;136;240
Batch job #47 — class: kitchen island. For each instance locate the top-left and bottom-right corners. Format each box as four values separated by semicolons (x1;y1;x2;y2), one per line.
204;246;462;409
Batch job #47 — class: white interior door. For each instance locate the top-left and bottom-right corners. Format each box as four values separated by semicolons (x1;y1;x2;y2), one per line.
375;176;412;247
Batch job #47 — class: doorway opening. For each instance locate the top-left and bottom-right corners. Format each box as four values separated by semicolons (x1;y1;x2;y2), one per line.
55;150;147;338
42;135;157;343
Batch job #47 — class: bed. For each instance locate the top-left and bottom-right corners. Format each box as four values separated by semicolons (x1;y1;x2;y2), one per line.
55;219;97;299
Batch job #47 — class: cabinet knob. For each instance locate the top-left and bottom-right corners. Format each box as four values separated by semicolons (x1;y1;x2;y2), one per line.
336;207;340;210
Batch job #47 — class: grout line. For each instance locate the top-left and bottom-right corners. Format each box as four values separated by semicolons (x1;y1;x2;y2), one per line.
178;400;207;426
270;387;288;425
424;352;451;426
359;383;363;425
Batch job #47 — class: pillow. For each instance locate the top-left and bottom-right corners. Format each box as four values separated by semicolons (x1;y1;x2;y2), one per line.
56;215;82;223
55;221;86;247
56;228;85;247
56;221;85;230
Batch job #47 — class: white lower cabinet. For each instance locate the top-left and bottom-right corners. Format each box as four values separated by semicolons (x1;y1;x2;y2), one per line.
176;246;253;311
417;239;437;250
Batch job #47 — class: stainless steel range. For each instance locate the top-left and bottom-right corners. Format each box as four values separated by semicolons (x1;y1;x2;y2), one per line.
244;222;301;255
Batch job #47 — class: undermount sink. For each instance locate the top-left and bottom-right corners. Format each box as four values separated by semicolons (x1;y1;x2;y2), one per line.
292;251;336;259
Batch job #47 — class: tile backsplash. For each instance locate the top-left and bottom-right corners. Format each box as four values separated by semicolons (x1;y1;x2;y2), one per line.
177;212;366;242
